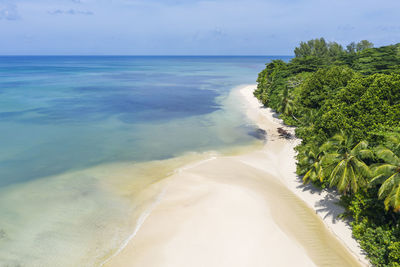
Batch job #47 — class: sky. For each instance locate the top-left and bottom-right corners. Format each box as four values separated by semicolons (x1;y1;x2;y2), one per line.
0;0;399;55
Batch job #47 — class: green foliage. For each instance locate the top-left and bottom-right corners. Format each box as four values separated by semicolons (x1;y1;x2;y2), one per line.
314;73;400;143
352;44;400;75
289;56;326;73
388;241;400;265
296;144;325;184
320;133;372;194
294;38;328;58
294;38;345;58
353;220;398;267
298;66;355;109
370;134;400;212
254;59;290;107
347;40;374;53
341;188;400;266
277;86;293;115
255;38;400;266
356;40;374;52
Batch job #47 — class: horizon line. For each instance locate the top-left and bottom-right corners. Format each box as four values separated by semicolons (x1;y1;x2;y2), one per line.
0;54;294;57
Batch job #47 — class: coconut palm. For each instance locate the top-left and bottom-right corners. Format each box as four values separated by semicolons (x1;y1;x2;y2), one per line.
370;136;400;211
320;132;372;194
277;86;290;113
386;131;400;155
297;145;324;184
260;93;269;106
277;86;297;121
301;109;316;127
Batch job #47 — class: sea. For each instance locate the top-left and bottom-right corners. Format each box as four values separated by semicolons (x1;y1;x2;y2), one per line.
0;56;290;266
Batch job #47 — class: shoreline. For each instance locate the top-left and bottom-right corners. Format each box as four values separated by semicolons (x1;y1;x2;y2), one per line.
104;84;369;267
238;84;369;266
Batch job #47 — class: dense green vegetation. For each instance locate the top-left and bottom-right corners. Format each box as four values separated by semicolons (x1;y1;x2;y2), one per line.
255;38;400;266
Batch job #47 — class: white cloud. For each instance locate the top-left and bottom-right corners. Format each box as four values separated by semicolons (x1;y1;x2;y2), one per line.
47;9;93;15
0;0;19;20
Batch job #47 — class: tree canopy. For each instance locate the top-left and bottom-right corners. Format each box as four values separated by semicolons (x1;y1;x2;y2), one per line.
255;38;400;266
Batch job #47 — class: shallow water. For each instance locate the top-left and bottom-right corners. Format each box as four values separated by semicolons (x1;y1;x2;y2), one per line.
0;56;287;265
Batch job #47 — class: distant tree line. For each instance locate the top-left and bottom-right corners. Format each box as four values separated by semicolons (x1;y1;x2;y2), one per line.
294;38;373;58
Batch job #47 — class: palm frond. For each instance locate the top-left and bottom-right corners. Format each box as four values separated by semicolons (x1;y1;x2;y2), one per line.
351;157;371;179
370;174;389;186
378;172;400;199
317;164;324;182
351;140;369;154
330;133;345;144
393;184;400;212
303;168;313;183
320;141;336;153
348;165;357;193
358;149;374;159
329;159;345;188
372;164;397;178
346;134;354;149
321;153;341;165
337;163;350;193
375;146;400;166
383;177;400;211
298;156;311;166
387;134;400;148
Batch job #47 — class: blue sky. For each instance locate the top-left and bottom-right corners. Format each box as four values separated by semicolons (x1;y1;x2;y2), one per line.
0;0;399;55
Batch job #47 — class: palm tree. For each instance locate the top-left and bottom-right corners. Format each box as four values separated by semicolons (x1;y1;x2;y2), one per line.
320;132;372;194
260;93;269;106
277;86;297;121
301;109;316;127
297;145;324;184
386;131;400;155
370;134;400;211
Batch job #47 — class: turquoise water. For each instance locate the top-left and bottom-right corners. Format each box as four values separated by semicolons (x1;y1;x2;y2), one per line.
0;56;289;266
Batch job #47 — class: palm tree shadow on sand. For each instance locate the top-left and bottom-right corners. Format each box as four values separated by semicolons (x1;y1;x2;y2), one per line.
296;181;347;224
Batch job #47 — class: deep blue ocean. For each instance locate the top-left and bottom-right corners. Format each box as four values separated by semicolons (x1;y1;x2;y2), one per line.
0;56;290;265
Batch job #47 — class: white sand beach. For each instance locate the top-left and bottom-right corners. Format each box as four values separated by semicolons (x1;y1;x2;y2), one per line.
104;85;369;267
